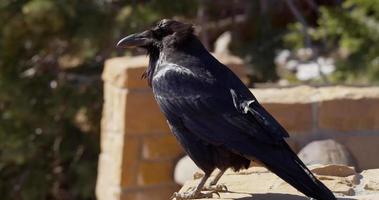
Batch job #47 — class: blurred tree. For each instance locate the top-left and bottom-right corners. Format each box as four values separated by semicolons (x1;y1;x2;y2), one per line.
0;0;196;200
198;0;332;83
2;0;372;199
285;0;379;84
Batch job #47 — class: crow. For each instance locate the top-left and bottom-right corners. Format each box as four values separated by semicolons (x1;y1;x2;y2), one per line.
117;19;336;200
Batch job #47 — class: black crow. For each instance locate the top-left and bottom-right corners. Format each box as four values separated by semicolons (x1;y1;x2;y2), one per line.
117;19;336;200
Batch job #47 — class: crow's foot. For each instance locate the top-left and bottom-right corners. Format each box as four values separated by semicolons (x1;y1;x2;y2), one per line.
203;184;228;192
170;188;219;200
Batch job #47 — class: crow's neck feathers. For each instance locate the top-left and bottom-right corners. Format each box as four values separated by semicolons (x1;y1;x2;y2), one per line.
143;46;160;86
143;29;196;87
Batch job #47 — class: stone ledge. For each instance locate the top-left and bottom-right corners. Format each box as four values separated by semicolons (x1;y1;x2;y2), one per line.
251;85;379;103
179;165;379;200
252;86;379;133
102;56;149;89
102;54;248;89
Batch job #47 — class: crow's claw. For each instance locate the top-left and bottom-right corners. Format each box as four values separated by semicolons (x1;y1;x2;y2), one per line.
170;190;218;199
203;184;228;192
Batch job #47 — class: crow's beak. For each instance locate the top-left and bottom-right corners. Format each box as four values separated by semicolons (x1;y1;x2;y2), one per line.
116;31;152;48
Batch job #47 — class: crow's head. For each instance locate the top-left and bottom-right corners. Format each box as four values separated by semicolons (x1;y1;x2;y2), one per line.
116;19;193;51
116;19;194;86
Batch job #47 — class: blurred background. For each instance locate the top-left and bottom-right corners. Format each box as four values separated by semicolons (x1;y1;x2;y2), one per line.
1;0;379;200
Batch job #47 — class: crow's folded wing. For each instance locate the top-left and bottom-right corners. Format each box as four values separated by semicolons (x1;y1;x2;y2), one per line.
155;87;289;146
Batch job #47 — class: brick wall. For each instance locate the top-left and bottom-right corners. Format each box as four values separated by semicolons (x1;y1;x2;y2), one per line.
96;56;379;200
253;86;379;171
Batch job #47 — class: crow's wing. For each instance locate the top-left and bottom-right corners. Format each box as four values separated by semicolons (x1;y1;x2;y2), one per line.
153;63;288;146
153;63;336;200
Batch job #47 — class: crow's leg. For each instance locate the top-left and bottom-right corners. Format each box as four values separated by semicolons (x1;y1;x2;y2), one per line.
210;169;226;185
203;169;228;192
171;173;218;200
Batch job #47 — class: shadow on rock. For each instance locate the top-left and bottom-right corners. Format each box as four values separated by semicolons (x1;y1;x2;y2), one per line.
235;193;356;200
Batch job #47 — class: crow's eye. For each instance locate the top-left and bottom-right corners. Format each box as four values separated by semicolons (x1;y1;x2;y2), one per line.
153;30;163;39
153;28;172;40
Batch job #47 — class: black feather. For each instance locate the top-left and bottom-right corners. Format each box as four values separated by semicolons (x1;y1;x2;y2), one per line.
136;19;336;200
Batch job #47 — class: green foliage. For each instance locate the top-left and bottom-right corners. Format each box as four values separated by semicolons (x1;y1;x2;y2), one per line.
231;1;288;82
0;0;197;200
285;0;379;84
2;1;377;199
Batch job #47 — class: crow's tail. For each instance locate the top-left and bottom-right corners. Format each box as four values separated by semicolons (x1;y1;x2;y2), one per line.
258;142;336;200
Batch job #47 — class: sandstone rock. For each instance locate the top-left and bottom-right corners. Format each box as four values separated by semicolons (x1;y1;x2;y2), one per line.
178;165;379;200
98;81;379;200
102;83;171;135
102;56;148;89
121;136;140;187
252;85;379;104
142;135;183;160
316;175;356;195
214;31;231;55
137;161;174;186
310;164;356;177
174;156;200;185
121;184;180;200
102;83;128;132
361;169;379;192
251;85;315;104
335;135;379;170
354;194;379;200
123;90;170;135
97;153;123;187
317;86;379;101
298;139;355;166
103;54;249;89
262;102;313;133
98;132;127;188
318;98;379;132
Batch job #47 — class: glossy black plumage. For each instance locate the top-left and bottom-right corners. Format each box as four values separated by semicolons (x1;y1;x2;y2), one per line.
117;19;336;200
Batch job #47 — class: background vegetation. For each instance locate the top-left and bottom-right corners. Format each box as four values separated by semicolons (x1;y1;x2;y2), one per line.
0;0;378;200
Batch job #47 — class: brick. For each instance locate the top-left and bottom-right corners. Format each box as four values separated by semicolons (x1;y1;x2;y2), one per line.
261;102;313;133
137;161;174;186
97;133;125;188
97;153;122;187
96;182;121;200
335;135;379;170
102;83;128;132
102;83;170;135
97;132;125;200
121;185;180;200
121;137;141;187
142;135;183;160
252;86;315;104
100;131;124;155
319;99;379;132
124;91;170;135
102;54;248;89
102;56;149;89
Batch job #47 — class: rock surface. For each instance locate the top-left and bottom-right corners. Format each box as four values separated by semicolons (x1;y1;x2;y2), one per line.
102;54;248;89
174;156;200;185
361;169;379;192
178;165;379;200
310;164;356;177
298;139;355;166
